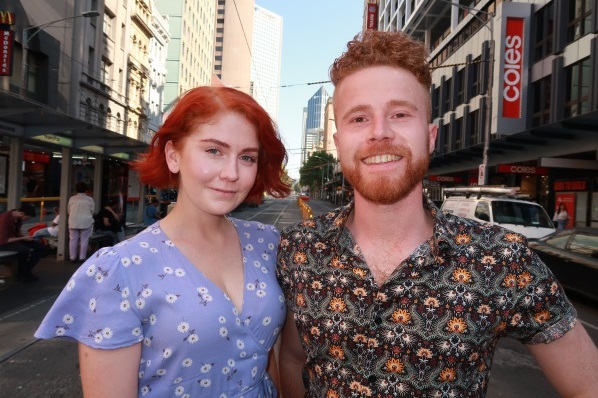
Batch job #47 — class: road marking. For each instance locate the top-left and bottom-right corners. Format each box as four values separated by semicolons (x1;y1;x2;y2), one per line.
0;295;58;322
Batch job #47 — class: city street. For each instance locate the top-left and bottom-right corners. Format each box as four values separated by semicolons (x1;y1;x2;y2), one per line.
0;197;596;397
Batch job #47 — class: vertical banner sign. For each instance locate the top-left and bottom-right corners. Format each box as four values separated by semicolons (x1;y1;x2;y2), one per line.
502;17;524;118
0;12;15;77
554;193;575;229
367;3;378;31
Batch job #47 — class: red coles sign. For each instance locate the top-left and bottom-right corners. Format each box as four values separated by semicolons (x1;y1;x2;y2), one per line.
502;18;525;118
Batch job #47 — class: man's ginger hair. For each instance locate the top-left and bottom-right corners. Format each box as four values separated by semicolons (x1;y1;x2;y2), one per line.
330;30;431;90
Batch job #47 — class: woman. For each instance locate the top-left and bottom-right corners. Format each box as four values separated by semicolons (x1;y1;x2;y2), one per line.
553;203;569;231
67;181;95;263
35;86;291;397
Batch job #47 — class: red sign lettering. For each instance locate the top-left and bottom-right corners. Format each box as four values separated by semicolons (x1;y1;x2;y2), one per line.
367;4;378;31
497;164;548;175
502;18;524;118
0;29;12;76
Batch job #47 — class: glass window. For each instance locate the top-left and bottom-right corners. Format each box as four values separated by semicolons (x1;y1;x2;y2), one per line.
567;0;592;42
474;202;491;221
565;57;590;117
534;2;554;61
531;76;551;127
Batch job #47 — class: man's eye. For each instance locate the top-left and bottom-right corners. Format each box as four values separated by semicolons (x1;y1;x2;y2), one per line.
393;112;407;118
352;116;366;123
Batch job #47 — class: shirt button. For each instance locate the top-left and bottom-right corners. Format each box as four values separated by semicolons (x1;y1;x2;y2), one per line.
374;316;382;325
368;375;377;384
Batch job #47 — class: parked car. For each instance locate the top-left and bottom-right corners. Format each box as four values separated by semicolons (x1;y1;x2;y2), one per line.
441;186;555;239
528;228;598;303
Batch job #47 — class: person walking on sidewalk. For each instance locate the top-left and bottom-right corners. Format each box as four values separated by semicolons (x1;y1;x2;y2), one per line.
95;198;125;244
276;31;598;398
67;182;95;263
0;204;48;282
36;86;291;397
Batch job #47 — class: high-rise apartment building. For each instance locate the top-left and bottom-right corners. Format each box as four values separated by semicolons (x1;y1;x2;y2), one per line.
155;0;216;108
148;2;170;135
302;86;330;164
213;0;254;94
375;0;598;226
250;5;282;122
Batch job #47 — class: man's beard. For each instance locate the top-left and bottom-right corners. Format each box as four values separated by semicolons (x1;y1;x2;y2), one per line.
342;145;429;205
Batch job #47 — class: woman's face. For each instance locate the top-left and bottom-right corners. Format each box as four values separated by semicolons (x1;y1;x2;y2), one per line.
165;112;260;217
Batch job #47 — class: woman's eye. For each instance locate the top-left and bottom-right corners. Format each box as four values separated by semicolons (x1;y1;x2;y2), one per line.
206;148;220;155
240;155;257;164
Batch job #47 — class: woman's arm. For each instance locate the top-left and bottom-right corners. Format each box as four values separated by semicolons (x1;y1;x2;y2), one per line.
79;342;141;398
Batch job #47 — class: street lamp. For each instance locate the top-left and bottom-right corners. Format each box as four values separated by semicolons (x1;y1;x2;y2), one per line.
20;10;100;97
434;0;494;185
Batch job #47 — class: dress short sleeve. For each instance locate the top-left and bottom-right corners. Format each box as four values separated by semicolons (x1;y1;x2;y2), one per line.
35;246;144;349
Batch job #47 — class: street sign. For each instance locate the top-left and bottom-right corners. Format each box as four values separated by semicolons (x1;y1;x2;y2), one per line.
478;164;486;186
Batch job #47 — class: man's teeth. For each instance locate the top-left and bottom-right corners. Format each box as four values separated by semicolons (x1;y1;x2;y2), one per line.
363;154;402;164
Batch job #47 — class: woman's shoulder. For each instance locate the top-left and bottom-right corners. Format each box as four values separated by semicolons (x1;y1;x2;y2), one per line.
229;217;279;239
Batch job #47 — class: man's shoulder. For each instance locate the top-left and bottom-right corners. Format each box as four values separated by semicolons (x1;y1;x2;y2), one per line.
281;207;343;239
439;211;529;247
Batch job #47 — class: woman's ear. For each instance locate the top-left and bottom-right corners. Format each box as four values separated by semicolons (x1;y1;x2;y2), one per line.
165;140;180;174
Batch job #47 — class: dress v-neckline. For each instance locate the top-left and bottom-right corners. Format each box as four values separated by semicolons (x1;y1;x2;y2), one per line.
158;218;247;316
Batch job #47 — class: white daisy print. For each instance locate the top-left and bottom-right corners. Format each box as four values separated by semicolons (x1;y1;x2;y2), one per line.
173;377;182;384
218;316;226;324
258;238;264;243
268;243;275;250
140;386;150;396
262;253;270;260
262;317;272;326
200;363;212;373
131;327;141;336
66;279;76;291
239;351;247;358
219;327;228;338
228;359;235;367
95;273;104;283
246;283;256;291
85;264;96;277
143;337;152;347
166;294;178;303
199;379;211;387
136;298;146;309
197;287;209;295
177;322;190;333
139;241;149;248
121;257;131;267
182;358;192;367
253;261;261;268
132;255;142;265
245;244;254;251
121;287;130;298
257;290;266;298
165;240;175;247
156;368;166;376
251;366;258;377
102;327;113;338
62;314;74;324
149;247;158;253
222;366;230;375
94;333;103;343
175;268;186;277
163;348;172;359
174;386;185;396
149;314;157;325
89;298;96;312
261;267;268;274
236;339;245;349
142;288;152;298
55;327;66;336
163;266;173;274
187;333;199;343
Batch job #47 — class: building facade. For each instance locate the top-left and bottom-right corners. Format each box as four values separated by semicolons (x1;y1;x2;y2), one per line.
302;85;330;164
213;0;254;94
148;1;170;135
250;4;282;122
155;0;215;108
376;0;598;227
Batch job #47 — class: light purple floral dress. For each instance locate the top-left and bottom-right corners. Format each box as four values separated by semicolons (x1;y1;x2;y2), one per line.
35;218;285;397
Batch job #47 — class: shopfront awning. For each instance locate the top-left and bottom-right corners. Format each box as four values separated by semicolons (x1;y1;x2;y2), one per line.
428;110;598;175
0;90;148;159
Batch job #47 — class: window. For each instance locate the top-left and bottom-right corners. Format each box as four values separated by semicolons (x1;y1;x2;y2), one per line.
455;117;463;149
103;13;113;36
565;57;590;117
532;76;552;127
471;58;480;97
567;0;591;42
469;110;479;145
534;2;554;61
100;59;110;83
443;78;452;112
455;68;464;106
431;87;440;119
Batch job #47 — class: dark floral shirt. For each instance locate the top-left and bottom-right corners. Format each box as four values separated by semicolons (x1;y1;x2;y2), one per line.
276;197;576;398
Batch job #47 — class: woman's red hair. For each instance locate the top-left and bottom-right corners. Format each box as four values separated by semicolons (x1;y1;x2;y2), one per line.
131;86;290;203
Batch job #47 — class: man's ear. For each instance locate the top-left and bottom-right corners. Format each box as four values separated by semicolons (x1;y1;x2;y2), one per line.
165;141;180;174
428;123;438;154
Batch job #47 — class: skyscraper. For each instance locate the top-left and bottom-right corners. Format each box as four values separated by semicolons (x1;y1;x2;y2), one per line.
250;5;283;122
302;86;330;164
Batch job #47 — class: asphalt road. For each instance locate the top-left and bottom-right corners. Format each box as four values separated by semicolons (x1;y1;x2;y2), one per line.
0;197;596;397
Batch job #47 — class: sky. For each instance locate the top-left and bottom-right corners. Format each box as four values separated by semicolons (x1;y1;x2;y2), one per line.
254;1;364;180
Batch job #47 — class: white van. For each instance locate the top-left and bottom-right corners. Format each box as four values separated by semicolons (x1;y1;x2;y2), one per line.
441;187;555;240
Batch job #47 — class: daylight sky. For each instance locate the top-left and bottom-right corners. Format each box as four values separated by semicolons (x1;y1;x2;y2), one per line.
254;1;364;179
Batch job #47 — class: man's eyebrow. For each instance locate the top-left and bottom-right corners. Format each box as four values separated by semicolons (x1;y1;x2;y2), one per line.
341;104;372;120
200;138;259;152
388;99;418;112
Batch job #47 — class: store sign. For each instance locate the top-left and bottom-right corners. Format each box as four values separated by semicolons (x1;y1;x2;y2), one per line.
0;12;15;76
428;175;463;183
497;164;548;175
502;17;525;118
366;3;378;31
554;180;586;191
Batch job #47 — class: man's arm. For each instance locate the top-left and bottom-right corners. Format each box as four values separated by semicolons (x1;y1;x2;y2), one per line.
527;322;598;397
279;310;307;398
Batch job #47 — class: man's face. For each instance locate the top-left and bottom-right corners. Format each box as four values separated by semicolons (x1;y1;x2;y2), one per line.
333;65;437;204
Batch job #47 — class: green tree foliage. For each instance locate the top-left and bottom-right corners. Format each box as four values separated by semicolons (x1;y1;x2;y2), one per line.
299;151;336;191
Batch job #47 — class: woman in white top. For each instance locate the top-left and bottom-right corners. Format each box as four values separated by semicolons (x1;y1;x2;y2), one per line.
67;181;95;262
553;203;569;231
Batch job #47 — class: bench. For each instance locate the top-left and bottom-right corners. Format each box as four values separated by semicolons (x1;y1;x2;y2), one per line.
0;251;20;281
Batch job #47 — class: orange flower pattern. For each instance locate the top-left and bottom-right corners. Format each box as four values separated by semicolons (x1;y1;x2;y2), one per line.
277;198;577;397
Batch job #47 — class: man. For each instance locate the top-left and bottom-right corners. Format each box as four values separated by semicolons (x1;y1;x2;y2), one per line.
68;181;95;263
276;31;598;397
143;197;162;226
0;204;48;282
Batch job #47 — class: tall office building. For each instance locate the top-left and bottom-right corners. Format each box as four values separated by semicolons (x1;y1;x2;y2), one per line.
374;0;598;226
155;0;216;108
302;86;330;164
250;5;282;122
213;0;254;94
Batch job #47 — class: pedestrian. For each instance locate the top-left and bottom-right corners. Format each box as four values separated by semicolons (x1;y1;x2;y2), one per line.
32;207;60;242
0;203;48;282
276;31;598;397
67;181;95;263
143;196;161;226
96;198;125;244
553;202;569;231
36;86;291;397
